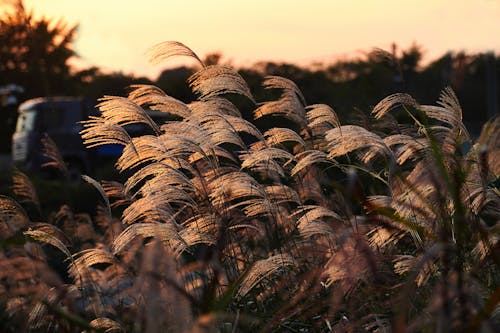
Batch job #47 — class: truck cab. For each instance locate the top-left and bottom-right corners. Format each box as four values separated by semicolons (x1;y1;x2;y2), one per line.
12;97;171;181
12;97;98;181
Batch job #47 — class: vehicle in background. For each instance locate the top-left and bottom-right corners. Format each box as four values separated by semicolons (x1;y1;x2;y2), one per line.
12;97;98;182
11;97;168;182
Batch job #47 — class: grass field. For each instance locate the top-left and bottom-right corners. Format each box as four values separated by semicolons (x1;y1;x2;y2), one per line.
0;42;498;332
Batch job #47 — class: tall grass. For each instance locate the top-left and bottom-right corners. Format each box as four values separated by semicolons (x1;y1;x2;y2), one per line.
0;41;498;332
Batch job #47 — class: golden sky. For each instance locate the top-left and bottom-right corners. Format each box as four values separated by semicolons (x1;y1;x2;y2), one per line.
19;0;500;79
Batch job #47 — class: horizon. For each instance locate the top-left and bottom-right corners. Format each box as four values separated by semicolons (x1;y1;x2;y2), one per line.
11;0;500;79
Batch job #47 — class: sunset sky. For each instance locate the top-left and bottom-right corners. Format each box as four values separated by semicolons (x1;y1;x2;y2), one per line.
18;0;500;79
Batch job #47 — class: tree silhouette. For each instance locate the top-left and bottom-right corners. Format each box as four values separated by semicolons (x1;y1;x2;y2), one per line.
0;0;78;98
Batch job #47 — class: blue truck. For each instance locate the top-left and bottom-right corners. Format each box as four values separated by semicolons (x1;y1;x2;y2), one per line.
11;97;165;181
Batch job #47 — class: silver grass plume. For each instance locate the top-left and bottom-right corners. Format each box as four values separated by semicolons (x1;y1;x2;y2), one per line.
128;84;191;119
292;205;342;238
306;103;341;129
102;181;131;207
372;93;418;119
236;254;296;298
82;175;112;219
80;116;133;148
264;127;306;149
12;168;40;213
240;147;295;179
383;134;427;164
124;162;195;196
89;317;123;333
97;96;161;134
262;75;306;106
0;195;30;227
41;134;68;176
24;228;71;258
111;223;187;256
68;248;116;280
188;65;255;103
189;97;242;117
325;125;392;162
254;91;307;127
147;40;204;67
291;150;331;176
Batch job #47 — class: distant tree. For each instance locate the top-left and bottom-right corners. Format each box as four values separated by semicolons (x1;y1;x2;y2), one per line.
156;66;195;102
0;0;78;98
76;69;154;101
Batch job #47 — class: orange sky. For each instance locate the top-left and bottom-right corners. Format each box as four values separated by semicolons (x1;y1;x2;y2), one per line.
17;0;500;79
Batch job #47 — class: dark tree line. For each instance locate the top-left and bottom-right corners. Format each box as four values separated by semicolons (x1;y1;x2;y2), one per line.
1;0;498;153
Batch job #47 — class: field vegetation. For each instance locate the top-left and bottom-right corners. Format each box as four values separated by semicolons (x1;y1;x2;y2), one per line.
0;42;499;332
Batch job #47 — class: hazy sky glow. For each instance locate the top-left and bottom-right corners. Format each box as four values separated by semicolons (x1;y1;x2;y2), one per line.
17;0;500;79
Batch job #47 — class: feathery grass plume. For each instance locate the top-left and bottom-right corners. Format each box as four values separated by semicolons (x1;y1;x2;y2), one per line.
0;195;30;227
188;65;255;103
383;134;427;164
240;147;295;179
160;121;212;145
80;116;133;148
116;135;205;172
102;181;131;208
264;184;301;205
293;205;342;226
121;195;176;225
133;180;196;210
181;213;219;237
185;112;262;149
189;97;242;117
124;162;194;195
262;75;307;105
82;175;112;219
367;226;404;249
24;228;71;258
462;147;500;221
147;40;204;67
292;205;342;238
41;133;68;176
68;248;116;280
208;171;265;208
179;227;217;247
370;47;400;69
208;171;280;217
291;150;331;176
325;125;392;161
420;105;469;139
474;116;500;175
12;168;40;213
116;135;169;171
97;96;161;134
437;86;463;124
264;127;306;149
236;254;296;298
89;317;123;333
111;222;186;256
157;132;213;160
254;91;307;127
306;103;341;129
393;253;438;287
30;222;72;248
200;113;264;143
371;93;418;119
128;84;192;119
